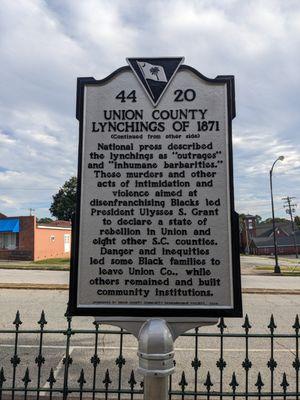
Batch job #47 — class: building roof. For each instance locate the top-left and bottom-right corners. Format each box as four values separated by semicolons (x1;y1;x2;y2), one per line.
255;222;294;237
244;214;256;218
0;213;7;218
37;220;71;228
251;231;300;248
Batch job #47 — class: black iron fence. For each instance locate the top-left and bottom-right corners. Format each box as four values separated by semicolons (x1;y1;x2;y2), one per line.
0;310;299;399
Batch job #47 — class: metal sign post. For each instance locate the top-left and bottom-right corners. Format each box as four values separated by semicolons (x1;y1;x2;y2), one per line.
69;57;242;399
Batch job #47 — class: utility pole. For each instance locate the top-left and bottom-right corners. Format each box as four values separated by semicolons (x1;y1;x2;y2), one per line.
282;196;298;258
28;208;35;216
244;219;250;255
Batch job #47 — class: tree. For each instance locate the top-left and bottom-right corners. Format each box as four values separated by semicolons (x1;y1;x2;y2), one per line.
150;66;160;80
239;213;246;230
260;217;290;224
238;214;262;229
255;215;262;224
50;177;77;220
294;216;300;229
37;217;53;224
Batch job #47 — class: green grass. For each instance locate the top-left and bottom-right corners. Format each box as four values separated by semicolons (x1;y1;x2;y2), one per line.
276;258;300;264
0;258;70;271
34;258;70;265
0;264;69;271
255;265;300;276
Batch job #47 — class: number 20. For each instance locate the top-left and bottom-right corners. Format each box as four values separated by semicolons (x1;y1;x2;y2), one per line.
174;89;196;102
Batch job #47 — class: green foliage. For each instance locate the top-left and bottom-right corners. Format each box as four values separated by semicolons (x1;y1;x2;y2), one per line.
49;177;77;220
260;217;290;224
37;217;53;224
295;216;300;228
239;213;262;228
255;215;262;223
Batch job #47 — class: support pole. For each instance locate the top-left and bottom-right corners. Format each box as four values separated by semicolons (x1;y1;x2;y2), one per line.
270;168;280;273
144;376;168;400
269;156;284;273
97;317;218;399
137;319;175;400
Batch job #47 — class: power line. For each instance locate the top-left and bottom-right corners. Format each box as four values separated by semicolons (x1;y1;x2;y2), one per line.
282;196;298;258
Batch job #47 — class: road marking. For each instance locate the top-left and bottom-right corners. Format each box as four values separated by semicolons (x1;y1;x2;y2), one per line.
0;344;296;352
41;346;74;391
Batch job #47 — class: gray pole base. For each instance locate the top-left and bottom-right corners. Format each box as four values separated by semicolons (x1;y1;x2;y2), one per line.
137;319;174;400
138;319;175;376
95;316;218;400
144;376;168;400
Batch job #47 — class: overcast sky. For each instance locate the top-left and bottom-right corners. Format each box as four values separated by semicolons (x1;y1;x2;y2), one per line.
1;0;300;220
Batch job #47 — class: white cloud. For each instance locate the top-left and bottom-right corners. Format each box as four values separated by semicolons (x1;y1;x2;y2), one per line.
0;0;300;218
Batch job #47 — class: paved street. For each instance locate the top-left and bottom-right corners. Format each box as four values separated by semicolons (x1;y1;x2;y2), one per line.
0;259;299;396
241;255;300;268
1;268;300;292
0;289;299;396
0;269;69;285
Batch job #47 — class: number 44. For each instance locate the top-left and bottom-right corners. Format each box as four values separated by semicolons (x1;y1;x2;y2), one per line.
115;90;137;103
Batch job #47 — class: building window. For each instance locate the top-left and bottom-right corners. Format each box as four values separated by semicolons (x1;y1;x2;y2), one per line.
50;235;55;242
0;232;19;250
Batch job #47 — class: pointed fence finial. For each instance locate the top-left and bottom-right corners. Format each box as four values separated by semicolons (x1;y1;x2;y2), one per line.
22;367;31;386
268;314;277;332
204;371;213;391
77;369;86;387
128;370;137;390
47;368;56;385
242;314;252;332
38;310;47;327
0;367;6;386
229;372;239;391
280;372;289;392
293;314;300;333
255;372;264;391
103;369;112;388
13;310;22;327
179;371;188;392
217;317;227;332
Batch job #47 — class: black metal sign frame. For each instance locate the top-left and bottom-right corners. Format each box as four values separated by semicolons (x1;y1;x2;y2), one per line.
69;64;242;318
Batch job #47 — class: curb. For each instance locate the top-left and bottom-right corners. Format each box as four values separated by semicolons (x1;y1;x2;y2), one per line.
0;266;69;271
0;283;69;290
0;283;299;295
242;288;300;295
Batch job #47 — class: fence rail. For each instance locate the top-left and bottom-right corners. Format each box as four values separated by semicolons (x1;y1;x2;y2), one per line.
0;310;299;399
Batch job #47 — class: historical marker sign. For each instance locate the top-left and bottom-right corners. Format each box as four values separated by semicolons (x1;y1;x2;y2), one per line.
69;57;242;317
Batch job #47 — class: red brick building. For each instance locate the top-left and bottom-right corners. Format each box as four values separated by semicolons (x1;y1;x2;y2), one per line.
0;214;71;261
240;215;300;255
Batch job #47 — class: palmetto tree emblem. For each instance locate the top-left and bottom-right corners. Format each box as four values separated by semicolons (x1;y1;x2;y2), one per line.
129;58;184;105
150;66;160;80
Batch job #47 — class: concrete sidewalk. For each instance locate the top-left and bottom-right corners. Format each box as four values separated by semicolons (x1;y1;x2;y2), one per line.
0;269;299;293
